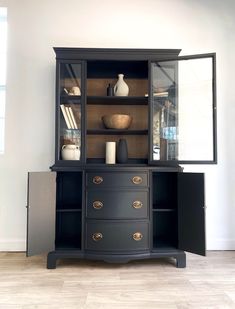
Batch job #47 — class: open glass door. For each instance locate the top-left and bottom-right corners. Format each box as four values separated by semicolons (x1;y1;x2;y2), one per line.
150;53;216;164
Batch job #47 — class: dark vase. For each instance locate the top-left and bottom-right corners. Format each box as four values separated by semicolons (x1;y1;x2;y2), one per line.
107;83;114;96
117;139;128;163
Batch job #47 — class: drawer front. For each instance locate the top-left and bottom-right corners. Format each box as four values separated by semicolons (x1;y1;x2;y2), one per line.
86;190;148;219
86;221;149;252
86;172;148;188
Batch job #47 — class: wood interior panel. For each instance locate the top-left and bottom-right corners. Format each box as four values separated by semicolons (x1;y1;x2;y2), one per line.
61;78;82;90
87;78;148;96
87;135;148;159
87;105;148;130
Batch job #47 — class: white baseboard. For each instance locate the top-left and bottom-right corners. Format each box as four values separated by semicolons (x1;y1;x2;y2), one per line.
207;239;235;250
0;239;26;251
0;238;234;252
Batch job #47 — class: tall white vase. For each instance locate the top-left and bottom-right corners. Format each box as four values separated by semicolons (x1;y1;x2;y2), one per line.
114;74;129;96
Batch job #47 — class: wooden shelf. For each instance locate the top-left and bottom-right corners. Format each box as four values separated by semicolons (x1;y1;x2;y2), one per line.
86;158;148;165
152;208;176;212
152;238;177;250
56;208;82;212
60;95;81;103
87;129;148;135
55;240;81;250
87;96;148;105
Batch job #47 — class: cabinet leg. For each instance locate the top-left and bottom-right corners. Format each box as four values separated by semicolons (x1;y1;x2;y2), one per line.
47;252;57;269
176;253;186;268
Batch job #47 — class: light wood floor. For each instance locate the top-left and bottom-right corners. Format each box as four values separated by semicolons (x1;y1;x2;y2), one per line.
0;252;235;308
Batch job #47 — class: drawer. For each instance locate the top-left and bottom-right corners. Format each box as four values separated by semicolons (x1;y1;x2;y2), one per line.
86;190;148;219
86;172;148;188
86;221;149;252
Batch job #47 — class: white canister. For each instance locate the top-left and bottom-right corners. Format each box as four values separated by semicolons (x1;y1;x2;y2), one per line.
105;142;116;164
61;144;80;160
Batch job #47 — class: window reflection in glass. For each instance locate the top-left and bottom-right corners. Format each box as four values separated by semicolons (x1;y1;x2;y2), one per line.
0;7;7;154
152;57;214;162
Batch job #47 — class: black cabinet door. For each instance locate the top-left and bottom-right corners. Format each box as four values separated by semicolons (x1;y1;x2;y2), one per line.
27;172;56;256
178;172;206;256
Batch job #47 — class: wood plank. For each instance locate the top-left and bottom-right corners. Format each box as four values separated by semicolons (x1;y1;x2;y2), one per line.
0;252;235;308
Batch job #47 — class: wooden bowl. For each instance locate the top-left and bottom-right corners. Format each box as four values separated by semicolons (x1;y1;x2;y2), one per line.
102;114;132;129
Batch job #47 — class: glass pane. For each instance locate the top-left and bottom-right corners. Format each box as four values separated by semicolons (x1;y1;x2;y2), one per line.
151;56;214;162
0;118;4;154
0;57;6;85
59;63;82;161
0;87;6;117
60;63;82;96
0;8;7;53
152;61;178;161
0;7;7;155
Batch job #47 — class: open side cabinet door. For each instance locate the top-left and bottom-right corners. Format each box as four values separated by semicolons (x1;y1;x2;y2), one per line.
178;172;206;256
27;172;56;256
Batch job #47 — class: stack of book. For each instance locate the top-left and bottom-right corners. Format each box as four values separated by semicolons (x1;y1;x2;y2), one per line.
60;104;78;129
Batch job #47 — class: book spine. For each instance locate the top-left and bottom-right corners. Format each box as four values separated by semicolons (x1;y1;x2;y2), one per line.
60;104;72;129
68;107;78;129
65;106;74;129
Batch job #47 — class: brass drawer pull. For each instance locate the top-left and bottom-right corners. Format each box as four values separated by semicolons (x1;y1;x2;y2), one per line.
92;232;103;242
132;176;143;185
132;200;143;209
93;201;103;210
93;176;103;185
133;232;143;241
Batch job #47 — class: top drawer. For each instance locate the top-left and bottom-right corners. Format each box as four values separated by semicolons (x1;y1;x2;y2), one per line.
86;172;148;188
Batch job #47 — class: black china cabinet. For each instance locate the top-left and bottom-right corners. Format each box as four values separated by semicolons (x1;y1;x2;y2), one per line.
26;48;216;268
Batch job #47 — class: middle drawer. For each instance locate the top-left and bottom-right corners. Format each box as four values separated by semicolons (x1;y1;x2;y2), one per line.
86;190;148;219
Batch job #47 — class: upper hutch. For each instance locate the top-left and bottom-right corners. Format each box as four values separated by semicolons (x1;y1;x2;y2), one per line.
26;48;216;269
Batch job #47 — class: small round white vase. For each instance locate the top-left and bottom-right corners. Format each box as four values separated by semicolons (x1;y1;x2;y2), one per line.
61;144;80;160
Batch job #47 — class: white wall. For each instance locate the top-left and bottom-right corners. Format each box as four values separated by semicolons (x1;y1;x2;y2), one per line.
0;0;234;250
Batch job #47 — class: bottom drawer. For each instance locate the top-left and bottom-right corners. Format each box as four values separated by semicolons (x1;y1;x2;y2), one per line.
85;221;149;252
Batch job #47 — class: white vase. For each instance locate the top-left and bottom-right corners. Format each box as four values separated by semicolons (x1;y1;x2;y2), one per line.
61;144;80;160
114;74;129;96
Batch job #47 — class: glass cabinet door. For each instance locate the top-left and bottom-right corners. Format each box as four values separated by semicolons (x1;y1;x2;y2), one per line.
150;54;216;164
57;62;83;163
